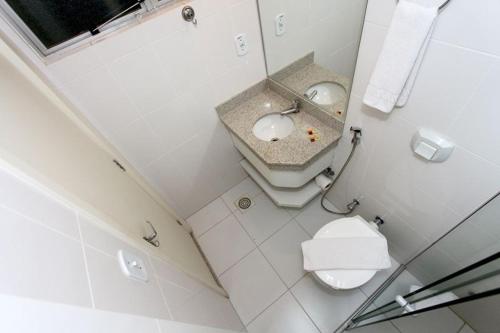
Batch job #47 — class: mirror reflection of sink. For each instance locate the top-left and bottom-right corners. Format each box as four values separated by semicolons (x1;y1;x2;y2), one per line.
252;114;295;142
305;82;346;106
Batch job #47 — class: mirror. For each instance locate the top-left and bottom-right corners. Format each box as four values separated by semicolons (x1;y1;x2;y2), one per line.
256;0;368;120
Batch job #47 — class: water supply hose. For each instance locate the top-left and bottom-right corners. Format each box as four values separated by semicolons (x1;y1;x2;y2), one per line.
320;127;361;215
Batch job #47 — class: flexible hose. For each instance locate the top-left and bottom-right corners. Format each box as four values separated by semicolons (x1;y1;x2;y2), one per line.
320;132;360;215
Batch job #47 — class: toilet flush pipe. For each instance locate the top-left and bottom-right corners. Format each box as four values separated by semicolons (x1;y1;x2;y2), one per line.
320;127;361;215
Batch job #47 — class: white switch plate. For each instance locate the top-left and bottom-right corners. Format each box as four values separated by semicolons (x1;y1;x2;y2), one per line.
275;13;286;36
117;250;148;283
234;33;248;56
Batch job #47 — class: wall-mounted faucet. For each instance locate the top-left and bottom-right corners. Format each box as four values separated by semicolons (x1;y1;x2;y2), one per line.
280;99;301;115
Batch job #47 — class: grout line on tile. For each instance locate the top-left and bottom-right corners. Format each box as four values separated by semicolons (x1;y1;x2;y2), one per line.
195;211;235;239
0;203;81;243
390;320;403;333
153;273;174;320
217;246;258;279
253;215;296;246
76;214;96;308
243;287;289;328
155;319;163;333
289;289;322;333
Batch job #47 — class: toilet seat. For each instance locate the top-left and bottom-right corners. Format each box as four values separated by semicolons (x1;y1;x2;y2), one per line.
312;216;387;290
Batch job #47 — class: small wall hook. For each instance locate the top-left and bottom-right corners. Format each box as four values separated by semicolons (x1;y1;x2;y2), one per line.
181;6;197;26
143;221;160;247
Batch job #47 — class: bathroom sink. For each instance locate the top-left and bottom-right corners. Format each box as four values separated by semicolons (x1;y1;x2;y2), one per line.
252;114;295;142
305;82;346;106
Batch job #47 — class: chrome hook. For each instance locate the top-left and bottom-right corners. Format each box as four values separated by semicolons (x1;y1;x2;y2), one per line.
181;6;197;26
143;221;160;247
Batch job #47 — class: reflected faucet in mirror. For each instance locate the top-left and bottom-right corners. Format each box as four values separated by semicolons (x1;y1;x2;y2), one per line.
257;0;368;119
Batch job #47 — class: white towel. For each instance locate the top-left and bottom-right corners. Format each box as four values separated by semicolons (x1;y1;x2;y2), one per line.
302;237;391;271
363;0;438;113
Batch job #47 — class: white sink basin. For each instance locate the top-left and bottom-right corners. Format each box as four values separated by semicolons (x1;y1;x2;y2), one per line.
252;114;295;142
306;82;346;106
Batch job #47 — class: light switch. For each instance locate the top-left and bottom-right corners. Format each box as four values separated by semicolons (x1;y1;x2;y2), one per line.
117;250;148;282
234;33;248;56
275;13;286;36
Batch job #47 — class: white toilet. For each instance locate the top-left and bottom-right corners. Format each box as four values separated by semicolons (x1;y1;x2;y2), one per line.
308;215;390;290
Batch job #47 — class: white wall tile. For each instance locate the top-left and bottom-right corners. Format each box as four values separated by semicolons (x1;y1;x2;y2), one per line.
0;206;91;307
433;0;500;56
93;27;144;64
85;246;170;319
450;59;500;166
157;277;196;310
153;28;209;94
0;293;241;333
47;46;102;84
412;147;500;218
350;22;388;97
396;41;492;133
108;45;177;115
0;169;79;239
170;288;245;332
219;249;287;324
143;88;214;155
0;294;160;333
110;118;164;171
65;66;141;134
364;0;396;27
79;214;145;258
150;256;205;294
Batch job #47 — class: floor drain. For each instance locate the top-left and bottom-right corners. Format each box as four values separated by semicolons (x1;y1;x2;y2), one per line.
238;197;252;210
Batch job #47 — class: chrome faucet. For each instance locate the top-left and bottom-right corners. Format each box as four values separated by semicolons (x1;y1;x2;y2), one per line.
280;99;301;115
304;89;318;100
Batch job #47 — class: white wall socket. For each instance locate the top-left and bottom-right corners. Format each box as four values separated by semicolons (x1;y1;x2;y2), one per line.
234;33;248;56
117;250;148;283
275;13;286;36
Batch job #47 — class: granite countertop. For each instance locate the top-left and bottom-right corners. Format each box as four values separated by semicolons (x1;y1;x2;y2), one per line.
275;63;351;120
219;88;342;168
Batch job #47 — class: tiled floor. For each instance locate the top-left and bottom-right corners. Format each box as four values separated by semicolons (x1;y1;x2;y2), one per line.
187;177;402;333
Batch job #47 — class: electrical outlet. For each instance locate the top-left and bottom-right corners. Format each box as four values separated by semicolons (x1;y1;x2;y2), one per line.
234;33;248;56
275;13;286;36
117;250;148;282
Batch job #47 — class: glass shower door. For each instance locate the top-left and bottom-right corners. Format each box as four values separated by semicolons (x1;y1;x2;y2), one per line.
348;251;500;329
345;192;500;332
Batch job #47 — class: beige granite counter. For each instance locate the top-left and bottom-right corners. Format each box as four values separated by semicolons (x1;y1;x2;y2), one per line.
216;80;342;169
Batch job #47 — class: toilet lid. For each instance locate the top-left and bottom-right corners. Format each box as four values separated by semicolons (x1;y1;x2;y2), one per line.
313;216;383;289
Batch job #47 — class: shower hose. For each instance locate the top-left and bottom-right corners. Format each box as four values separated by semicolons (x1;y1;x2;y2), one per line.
320;127;361;215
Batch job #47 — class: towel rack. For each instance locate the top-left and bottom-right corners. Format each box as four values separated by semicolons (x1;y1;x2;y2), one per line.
397;0;452;11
